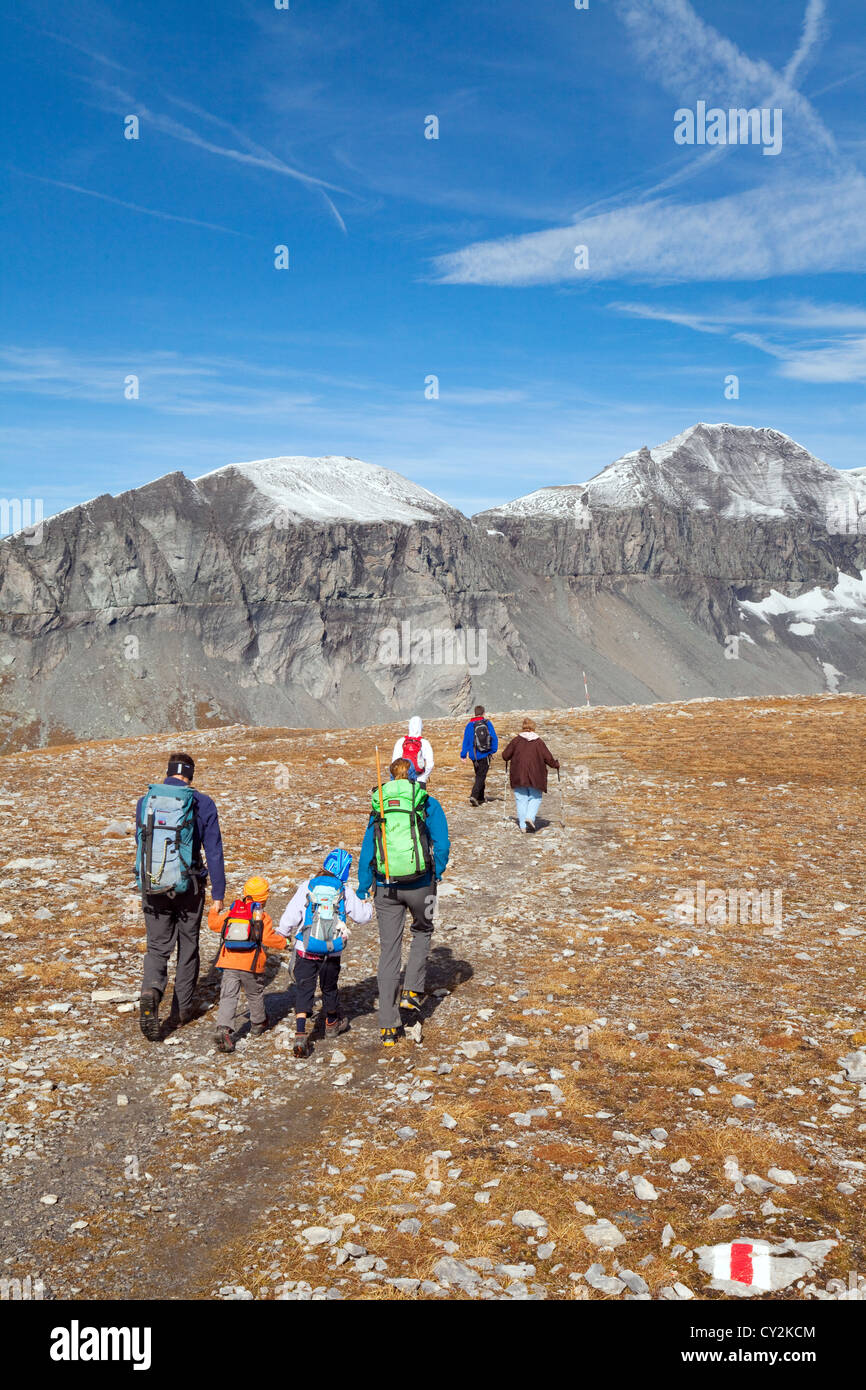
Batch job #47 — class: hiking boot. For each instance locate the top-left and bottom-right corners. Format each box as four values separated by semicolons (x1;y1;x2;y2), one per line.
381;1027;399;1048
400;990;424;1014
293;1036;312;1058
525;820;537;834
250;1019;269;1037
139;991;160;1042
215;1027;235;1054
469;796;479;807
325;1016;349;1040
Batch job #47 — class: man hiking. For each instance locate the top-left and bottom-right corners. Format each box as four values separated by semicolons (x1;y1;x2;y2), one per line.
460;704;498;806
501;718;560;833
135;751;226;1041
391;715;434;786
358;756;450;1047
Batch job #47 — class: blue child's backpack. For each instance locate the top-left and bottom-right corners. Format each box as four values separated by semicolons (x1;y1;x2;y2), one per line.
299;873;347;956
135;783;196;896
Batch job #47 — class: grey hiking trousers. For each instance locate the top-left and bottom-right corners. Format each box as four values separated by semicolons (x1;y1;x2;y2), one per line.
375;880;436;1028
216;968;266;1028
141;882;205;1015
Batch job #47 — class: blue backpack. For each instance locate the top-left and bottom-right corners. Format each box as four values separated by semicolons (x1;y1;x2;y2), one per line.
299;873;347;956
135;783;196;896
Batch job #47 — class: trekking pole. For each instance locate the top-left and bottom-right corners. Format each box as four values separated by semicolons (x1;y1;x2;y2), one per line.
375;745;392;883
557;766;565;828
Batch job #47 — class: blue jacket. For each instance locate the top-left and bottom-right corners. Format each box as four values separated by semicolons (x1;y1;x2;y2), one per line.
357;791;450;896
135;777;226;900
460;717;498;761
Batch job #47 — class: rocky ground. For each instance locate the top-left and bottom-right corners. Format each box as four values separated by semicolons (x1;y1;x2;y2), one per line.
0;697;864;1301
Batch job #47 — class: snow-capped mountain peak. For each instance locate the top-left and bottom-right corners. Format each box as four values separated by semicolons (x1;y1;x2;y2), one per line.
193;454;455;526
481;423;866;526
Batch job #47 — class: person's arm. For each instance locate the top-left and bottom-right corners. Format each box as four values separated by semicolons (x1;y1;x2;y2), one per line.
262;913;289;948
460;724;470;759
278;883;308;935
422;740;434;774
488;722;499;754
391;738;403;764
426;798;450;880
501;737;515;762
357;817;377;897
207;905;227;934
198;795;226;905
541;741;560;769
344;884;374;924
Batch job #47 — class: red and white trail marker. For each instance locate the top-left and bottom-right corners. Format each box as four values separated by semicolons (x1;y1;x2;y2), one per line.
711;1241;771;1289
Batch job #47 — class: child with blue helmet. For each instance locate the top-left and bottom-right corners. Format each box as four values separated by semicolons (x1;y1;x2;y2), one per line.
279;848;373;1057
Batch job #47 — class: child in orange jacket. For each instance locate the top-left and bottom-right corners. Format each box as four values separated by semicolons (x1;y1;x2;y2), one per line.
208;875;288;1053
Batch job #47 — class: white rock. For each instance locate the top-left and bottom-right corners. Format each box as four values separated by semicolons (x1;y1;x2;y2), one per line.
710;1203;737;1220
582;1219;626;1249
40;1194;59;1205
670;1158;692;1174
190;1090;231;1108
90;989;139;1004
661;1223;675;1247
302;1226;335;1246
459;1040;490;1059
504;1034;529;1047
838;1050;866;1083
512;1209;548;1235
767;1168;797;1186
632;1176;659;1201
441;1113;457;1130
732;1094;755;1108
332;1072;354;1088
116;1094;129;1107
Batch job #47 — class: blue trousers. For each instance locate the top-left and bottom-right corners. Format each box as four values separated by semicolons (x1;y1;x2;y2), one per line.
513;786;542;829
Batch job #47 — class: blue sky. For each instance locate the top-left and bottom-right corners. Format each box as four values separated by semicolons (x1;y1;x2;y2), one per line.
2;0;865;518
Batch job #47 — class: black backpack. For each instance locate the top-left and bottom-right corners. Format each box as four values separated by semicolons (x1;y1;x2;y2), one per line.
473;719;492;755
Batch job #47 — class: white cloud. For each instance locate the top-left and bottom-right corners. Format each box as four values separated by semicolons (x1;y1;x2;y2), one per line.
435;173;866;286
436;0;849;288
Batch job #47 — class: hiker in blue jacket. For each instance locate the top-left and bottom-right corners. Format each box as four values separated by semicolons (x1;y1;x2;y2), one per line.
358;756;450;1047
460;704;498;806
135;751;226;1041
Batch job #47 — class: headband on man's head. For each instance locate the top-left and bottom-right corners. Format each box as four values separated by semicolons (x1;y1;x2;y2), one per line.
167;755;195;780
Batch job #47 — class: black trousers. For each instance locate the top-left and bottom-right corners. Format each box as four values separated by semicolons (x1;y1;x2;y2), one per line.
141;882;205;1014
470;757;490;802
294;952;342;1018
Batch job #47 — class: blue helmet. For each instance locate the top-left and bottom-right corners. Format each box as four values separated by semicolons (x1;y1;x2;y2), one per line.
323;848;352;883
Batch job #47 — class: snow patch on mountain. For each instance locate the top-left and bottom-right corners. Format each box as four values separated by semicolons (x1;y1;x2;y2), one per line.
194;455;454;525
739;569;866;629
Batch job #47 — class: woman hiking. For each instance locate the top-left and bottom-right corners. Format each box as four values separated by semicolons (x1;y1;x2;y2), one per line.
501;718;560;833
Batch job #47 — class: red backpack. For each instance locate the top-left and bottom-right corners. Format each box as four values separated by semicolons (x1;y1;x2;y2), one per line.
402;736;424;773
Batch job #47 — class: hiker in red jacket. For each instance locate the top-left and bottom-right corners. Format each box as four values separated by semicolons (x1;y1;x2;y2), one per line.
501;718;560;833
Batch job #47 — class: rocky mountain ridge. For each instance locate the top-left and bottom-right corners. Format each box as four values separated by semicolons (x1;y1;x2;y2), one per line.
3;427;866;747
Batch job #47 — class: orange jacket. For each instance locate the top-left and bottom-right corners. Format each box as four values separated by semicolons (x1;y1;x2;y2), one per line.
208;904;287;974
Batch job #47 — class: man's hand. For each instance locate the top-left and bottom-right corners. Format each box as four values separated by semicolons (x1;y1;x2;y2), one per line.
212;899;224;913
460;753;466;760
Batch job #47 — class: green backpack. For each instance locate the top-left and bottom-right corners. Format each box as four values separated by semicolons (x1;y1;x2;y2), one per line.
371;778;433;883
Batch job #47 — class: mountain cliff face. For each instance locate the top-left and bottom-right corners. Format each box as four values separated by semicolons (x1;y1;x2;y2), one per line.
3;428;866;748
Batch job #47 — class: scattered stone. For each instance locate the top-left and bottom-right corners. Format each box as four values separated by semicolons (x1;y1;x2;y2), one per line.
512;1210;548;1236
709;1204;737;1220
767;1168;797;1187
432;1257;481;1293
441;1113;457;1130
190;1090;231;1108
397;1218;421;1236
582;1219;626;1249
632;1176;659;1202
40;1194;59;1205
670;1158;691;1174
459;1040;490;1059
585;1263;625;1295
